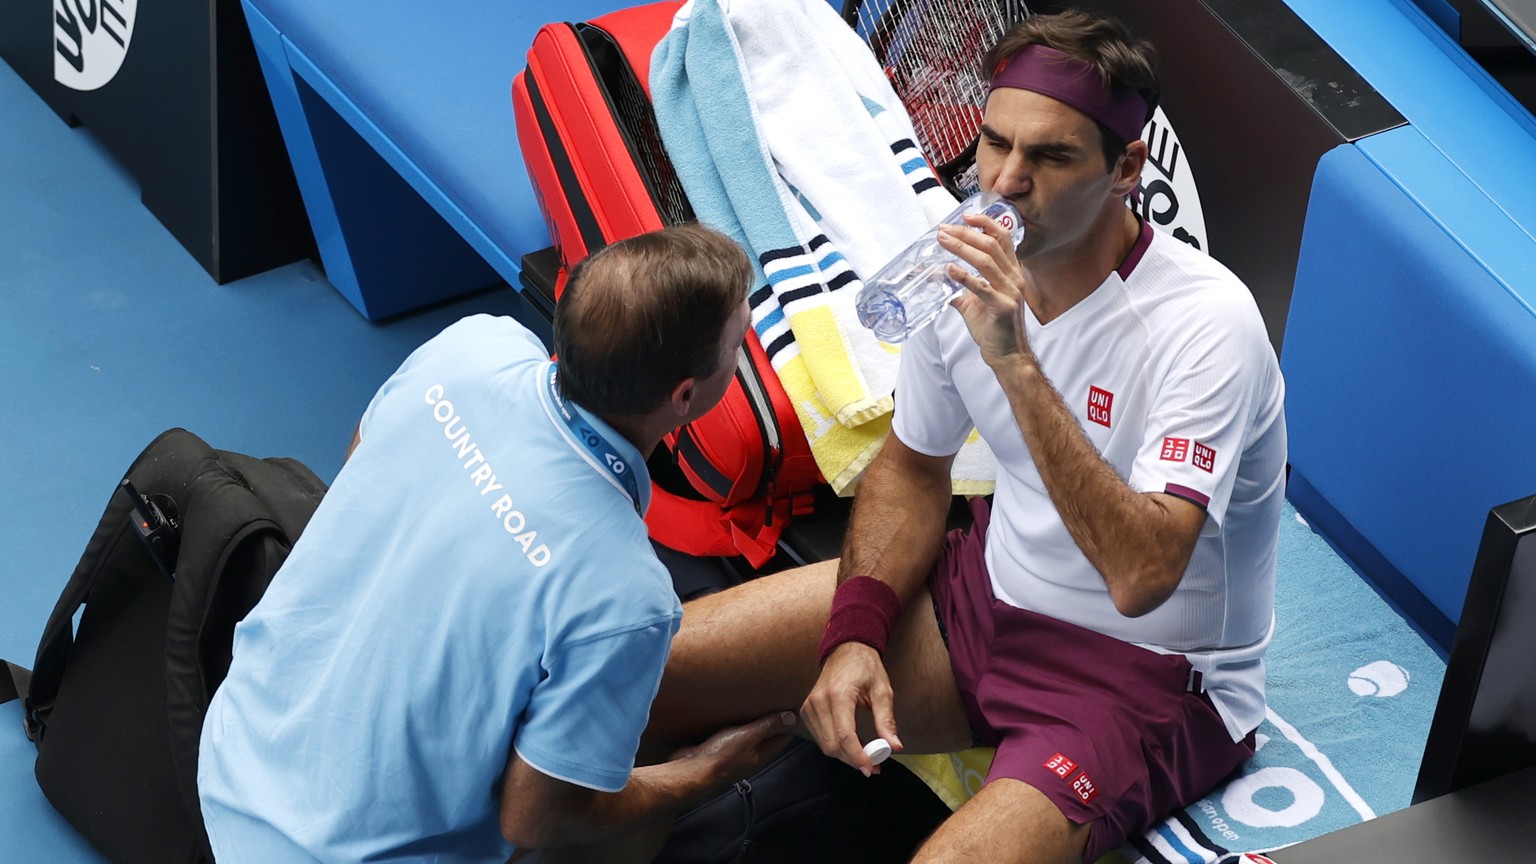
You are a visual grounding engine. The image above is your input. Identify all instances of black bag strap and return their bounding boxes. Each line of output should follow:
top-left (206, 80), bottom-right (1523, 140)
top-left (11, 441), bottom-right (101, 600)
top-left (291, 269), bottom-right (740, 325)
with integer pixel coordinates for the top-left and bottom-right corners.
top-left (1, 660), bottom-right (29, 708)
top-left (161, 447), bottom-right (326, 845)
top-left (26, 428), bottom-right (218, 740)
top-left (24, 481), bottom-right (140, 738)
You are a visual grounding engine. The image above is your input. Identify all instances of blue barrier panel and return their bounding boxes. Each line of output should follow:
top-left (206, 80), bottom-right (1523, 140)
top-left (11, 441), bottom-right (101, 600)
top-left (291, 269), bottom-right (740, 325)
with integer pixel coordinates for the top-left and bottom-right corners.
top-left (1283, 137), bottom-right (1536, 641)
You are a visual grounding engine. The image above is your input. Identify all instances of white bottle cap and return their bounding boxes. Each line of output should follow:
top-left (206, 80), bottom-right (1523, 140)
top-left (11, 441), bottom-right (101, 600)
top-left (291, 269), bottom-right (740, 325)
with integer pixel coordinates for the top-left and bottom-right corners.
top-left (863, 738), bottom-right (892, 765)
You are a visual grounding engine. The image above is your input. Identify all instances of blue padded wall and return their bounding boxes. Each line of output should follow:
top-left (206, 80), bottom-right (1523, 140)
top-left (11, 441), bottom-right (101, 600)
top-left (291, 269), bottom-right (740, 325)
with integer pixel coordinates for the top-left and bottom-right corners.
top-left (1277, 0), bottom-right (1536, 647)
top-left (1283, 139), bottom-right (1536, 630)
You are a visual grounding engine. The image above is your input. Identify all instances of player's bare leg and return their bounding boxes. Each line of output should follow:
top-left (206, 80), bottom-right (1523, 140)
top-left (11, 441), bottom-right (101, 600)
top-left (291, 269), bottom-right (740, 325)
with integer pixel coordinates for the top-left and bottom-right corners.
top-left (913, 778), bottom-right (1091, 864)
top-left (648, 558), bottom-right (973, 756)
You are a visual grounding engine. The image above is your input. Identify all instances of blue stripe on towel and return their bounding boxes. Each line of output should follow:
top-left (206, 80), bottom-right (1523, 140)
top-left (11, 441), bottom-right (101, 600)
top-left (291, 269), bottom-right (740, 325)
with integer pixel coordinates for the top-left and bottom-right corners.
top-left (1128, 834), bottom-right (1174, 864)
top-left (1154, 823), bottom-right (1204, 864)
top-left (816, 250), bottom-right (845, 271)
top-left (767, 263), bottom-right (815, 284)
top-left (901, 156), bottom-right (928, 173)
top-left (757, 304), bottom-right (786, 333)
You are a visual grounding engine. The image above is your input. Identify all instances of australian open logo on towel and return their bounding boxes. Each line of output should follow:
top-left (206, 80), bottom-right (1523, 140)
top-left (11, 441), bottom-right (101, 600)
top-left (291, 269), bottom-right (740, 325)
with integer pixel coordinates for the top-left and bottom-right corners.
top-left (1134, 106), bottom-right (1208, 252)
top-left (54, 0), bottom-right (138, 91)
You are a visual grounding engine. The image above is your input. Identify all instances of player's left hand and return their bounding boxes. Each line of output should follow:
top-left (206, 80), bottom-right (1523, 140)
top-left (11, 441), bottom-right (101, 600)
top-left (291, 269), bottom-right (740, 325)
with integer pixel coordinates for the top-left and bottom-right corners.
top-left (936, 213), bottom-right (1032, 366)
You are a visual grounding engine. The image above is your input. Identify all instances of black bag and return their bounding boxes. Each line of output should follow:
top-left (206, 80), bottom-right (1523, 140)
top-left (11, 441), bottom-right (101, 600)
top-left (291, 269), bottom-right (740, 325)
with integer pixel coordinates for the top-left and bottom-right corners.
top-left (0, 428), bottom-right (327, 864)
top-left (656, 737), bottom-right (951, 864)
top-left (650, 506), bottom-right (952, 863)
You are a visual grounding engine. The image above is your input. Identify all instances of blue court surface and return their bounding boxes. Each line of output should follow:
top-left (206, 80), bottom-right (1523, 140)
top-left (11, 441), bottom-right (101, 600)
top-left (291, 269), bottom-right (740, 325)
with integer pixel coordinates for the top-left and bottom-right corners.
top-left (0, 55), bottom-right (543, 862)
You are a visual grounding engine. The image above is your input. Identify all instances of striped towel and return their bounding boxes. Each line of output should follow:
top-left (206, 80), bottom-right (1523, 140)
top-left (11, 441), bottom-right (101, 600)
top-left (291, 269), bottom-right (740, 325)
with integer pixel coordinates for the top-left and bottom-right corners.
top-left (651, 0), bottom-right (996, 493)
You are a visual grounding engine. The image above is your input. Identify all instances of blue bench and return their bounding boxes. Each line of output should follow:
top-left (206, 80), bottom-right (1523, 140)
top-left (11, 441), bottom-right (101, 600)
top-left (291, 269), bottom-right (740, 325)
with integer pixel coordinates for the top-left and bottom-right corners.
top-left (240, 0), bottom-right (642, 319)
top-left (1280, 0), bottom-right (1536, 650)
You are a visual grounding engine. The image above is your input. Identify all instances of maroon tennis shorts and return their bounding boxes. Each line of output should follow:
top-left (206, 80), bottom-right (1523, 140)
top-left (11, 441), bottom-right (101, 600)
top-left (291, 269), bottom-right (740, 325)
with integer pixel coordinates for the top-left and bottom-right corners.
top-left (929, 498), bottom-right (1255, 862)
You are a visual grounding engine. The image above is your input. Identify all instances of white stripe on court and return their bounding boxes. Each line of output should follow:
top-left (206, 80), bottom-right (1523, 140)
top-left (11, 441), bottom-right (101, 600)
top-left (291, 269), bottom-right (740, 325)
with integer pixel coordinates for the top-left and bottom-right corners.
top-left (1265, 706), bottom-right (1376, 821)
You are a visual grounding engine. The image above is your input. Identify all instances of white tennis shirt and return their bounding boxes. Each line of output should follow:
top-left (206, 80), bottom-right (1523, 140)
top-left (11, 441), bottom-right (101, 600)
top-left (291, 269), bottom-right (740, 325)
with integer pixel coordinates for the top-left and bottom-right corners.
top-left (894, 224), bottom-right (1287, 740)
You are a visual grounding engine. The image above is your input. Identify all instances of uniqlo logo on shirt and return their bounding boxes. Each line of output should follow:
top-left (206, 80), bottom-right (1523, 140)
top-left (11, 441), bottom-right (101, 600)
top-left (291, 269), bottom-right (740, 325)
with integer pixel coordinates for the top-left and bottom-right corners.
top-left (1160, 437), bottom-right (1189, 462)
top-left (1087, 386), bottom-right (1114, 427)
top-left (1043, 753), bottom-right (1078, 778)
top-left (1192, 441), bottom-right (1217, 473)
top-left (1071, 771), bottom-right (1099, 802)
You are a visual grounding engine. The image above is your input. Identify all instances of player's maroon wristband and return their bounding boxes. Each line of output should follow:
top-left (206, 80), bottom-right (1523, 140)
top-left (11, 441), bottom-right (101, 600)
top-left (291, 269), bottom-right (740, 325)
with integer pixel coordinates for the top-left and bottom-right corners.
top-left (818, 576), bottom-right (903, 665)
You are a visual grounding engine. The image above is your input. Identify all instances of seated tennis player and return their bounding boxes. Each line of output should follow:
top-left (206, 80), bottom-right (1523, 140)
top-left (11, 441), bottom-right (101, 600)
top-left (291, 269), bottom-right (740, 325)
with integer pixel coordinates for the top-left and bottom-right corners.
top-left (598, 9), bottom-right (1288, 864)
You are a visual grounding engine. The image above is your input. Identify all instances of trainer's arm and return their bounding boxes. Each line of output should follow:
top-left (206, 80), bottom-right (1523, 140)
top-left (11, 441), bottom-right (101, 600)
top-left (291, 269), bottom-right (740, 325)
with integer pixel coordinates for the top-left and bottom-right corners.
top-left (498, 712), bottom-right (794, 849)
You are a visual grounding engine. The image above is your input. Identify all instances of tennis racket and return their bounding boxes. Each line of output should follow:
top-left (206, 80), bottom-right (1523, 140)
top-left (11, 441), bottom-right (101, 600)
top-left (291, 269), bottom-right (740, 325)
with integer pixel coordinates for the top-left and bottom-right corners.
top-left (842, 0), bottom-right (1031, 196)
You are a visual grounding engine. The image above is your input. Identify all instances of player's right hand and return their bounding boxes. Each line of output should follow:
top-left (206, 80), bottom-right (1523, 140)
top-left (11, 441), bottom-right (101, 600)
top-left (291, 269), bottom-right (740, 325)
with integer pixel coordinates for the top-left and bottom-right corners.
top-left (799, 642), bottom-right (903, 776)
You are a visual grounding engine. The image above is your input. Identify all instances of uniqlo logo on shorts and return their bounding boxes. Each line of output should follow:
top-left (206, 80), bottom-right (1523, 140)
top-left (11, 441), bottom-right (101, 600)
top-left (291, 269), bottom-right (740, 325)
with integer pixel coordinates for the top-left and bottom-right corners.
top-left (1160, 437), bottom-right (1189, 462)
top-left (1043, 753), bottom-right (1078, 778)
top-left (1087, 386), bottom-right (1114, 427)
top-left (1071, 771), bottom-right (1099, 802)
top-left (1192, 441), bottom-right (1217, 473)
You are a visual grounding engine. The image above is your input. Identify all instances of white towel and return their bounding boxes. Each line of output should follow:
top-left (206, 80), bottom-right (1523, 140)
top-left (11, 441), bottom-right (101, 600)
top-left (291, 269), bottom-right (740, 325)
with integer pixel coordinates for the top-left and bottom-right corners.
top-left (652, 0), bottom-right (997, 493)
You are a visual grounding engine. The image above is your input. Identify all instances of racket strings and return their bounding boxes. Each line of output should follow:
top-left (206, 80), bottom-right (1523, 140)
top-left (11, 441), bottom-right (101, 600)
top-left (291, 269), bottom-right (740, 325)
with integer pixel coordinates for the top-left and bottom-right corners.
top-left (854, 0), bottom-right (1029, 194)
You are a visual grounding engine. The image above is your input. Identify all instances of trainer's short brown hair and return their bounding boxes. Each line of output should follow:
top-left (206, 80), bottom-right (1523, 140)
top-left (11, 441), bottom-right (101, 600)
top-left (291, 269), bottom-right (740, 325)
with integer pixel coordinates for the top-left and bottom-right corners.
top-left (554, 224), bottom-right (753, 416)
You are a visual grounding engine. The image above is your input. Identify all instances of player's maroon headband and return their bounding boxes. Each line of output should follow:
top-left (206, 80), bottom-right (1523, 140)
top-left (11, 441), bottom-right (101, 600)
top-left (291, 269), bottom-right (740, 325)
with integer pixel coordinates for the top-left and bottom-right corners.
top-left (987, 44), bottom-right (1152, 143)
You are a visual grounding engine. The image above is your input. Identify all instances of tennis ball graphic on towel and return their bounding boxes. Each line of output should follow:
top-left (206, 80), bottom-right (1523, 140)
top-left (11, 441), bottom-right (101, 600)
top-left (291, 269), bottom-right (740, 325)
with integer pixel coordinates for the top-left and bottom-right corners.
top-left (1347, 660), bottom-right (1410, 697)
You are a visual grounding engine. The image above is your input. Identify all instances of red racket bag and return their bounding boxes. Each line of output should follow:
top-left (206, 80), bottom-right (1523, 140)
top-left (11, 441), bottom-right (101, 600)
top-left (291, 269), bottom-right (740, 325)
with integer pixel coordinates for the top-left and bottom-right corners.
top-left (511, 0), bottom-right (824, 568)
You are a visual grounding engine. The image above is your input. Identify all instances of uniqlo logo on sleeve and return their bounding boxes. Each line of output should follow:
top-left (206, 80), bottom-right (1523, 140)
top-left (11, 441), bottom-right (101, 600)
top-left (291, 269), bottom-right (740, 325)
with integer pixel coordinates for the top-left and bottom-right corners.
top-left (1192, 441), bottom-right (1216, 473)
top-left (1087, 386), bottom-right (1114, 427)
top-left (1160, 437), bottom-right (1189, 462)
top-left (1071, 771), bottom-right (1099, 802)
top-left (1043, 753), bottom-right (1077, 778)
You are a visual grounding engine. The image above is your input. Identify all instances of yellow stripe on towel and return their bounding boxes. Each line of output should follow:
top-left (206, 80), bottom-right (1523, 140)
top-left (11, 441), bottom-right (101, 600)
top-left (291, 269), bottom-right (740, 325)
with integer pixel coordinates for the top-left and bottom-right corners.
top-left (891, 747), bottom-right (995, 812)
top-left (778, 357), bottom-right (1001, 496)
top-left (778, 355), bottom-right (887, 494)
top-left (787, 303), bottom-right (891, 428)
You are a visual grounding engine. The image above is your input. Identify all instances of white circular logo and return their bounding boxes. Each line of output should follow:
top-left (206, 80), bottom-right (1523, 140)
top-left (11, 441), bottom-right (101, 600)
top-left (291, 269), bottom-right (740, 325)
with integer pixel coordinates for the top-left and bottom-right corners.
top-left (53, 0), bottom-right (139, 91)
top-left (1222, 766), bottom-right (1326, 828)
top-left (1347, 660), bottom-right (1411, 698)
top-left (1134, 105), bottom-right (1208, 253)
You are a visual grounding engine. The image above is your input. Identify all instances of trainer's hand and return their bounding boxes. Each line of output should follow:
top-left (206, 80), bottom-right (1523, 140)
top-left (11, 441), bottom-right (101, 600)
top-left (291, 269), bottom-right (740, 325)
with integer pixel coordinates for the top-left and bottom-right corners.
top-left (800, 642), bottom-right (903, 776)
top-left (668, 711), bottom-right (797, 788)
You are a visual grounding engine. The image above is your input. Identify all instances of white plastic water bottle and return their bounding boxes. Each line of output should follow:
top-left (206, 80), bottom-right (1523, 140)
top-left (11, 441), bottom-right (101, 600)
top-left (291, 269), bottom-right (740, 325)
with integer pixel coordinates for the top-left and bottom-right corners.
top-left (855, 190), bottom-right (1025, 343)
